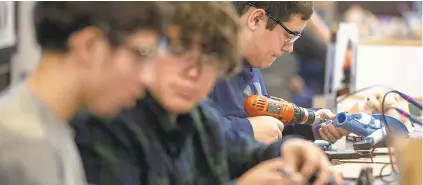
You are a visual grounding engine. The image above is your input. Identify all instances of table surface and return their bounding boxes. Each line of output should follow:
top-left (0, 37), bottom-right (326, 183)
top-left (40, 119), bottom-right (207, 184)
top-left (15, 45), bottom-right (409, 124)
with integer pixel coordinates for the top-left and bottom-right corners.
top-left (330, 147), bottom-right (397, 185)
top-left (332, 124), bottom-right (421, 184)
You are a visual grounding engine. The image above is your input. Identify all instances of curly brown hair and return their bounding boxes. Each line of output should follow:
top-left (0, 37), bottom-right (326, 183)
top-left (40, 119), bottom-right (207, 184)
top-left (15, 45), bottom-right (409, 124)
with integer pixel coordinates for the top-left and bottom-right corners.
top-left (168, 2), bottom-right (242, 76)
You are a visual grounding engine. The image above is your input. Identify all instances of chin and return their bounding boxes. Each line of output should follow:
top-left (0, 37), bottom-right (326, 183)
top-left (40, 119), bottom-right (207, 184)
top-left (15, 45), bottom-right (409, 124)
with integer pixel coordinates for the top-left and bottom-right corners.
top-left (163, 100), bottom-right (195, 114)
top-left (167, 105), bottom-right (194, 114)
top-left (90, 106), bottom-right (119, 117)
top-left (256, 61), bottom-right (274, 68)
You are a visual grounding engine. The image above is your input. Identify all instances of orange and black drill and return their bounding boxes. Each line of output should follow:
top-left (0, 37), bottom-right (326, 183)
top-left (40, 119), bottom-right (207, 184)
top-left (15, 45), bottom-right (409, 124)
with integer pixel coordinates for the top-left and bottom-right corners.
top-left (244, 95), bottom-right (323, 125)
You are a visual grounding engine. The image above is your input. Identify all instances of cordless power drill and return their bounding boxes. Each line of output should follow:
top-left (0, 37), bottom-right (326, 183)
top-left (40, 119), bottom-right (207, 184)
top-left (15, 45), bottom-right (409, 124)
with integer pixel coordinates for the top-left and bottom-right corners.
top-left (244, 95), bottom-right (323, 125)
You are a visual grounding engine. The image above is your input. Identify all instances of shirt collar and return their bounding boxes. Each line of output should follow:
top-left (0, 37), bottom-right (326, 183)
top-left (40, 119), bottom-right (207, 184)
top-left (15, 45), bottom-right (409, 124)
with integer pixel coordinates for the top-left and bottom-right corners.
top-left (141, 91), bottom-right (195, 133)
top-left (239, 59), bottom-right (254, 84)
top-left (242, 59), bottom-right (253, 71)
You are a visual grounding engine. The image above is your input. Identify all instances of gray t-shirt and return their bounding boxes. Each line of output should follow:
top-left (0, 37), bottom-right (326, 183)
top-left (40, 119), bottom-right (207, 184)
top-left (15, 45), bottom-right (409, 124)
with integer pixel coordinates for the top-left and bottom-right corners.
top-left (0, 85), bottom-right (87, 185)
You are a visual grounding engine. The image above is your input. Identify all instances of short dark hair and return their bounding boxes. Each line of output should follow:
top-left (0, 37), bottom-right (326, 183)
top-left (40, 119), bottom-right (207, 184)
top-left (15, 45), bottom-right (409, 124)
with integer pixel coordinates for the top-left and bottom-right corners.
top-left (33, 2), bottom-right (173, 52)
top-left (170, 2), bottom-right (242, 76)
top-left (233, 1), bottom-right (313, 30)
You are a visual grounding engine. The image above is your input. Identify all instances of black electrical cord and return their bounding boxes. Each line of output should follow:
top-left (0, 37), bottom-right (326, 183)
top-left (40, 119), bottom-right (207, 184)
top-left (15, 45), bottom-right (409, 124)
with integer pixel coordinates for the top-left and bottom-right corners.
top-left (333, 87), bottom-right (419, 184)
top-left (331, 86), bottom-right (420, 183)
top-left (379, 90), bottom-right (401, 184)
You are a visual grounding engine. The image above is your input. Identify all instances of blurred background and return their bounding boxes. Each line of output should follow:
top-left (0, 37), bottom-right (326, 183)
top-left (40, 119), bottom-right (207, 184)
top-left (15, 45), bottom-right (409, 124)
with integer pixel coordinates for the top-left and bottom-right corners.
top-left (0, 2), bottom-right (422, 103)
top-left (261, 1), bottom-right (422, 108)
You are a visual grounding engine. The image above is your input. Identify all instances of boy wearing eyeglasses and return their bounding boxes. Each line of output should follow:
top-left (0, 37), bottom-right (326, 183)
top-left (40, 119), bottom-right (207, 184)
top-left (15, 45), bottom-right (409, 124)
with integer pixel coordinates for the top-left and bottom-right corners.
top-left (210, 1), bottom-right (348, 144)
top-left (0, 2), bottom-right (171, 185)
top-left (72, 2), bottom-right (343, 185)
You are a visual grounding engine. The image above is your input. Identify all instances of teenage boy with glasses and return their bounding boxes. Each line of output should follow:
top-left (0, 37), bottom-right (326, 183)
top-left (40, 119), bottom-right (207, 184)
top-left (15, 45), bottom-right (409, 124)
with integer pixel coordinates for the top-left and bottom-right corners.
top-left (210, 1), bottom-right (349, 145)
top-left (72, 2), bottom-right (343, 185)
top-left (0, 2), bottom-right (171, 185)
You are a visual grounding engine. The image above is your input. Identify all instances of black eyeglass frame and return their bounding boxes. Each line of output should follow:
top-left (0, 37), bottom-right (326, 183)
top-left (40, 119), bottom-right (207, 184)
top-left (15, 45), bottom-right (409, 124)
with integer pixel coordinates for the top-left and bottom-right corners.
top-left (246, 2), bottom-right (301, 43)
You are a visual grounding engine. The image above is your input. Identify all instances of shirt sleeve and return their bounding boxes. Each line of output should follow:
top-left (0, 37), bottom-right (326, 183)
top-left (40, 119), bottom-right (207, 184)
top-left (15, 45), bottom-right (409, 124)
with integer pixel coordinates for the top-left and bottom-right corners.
top-left (200, 99), bottom-right (297, 178)
top-left (0, 140), bottom-right (64, 185)
top-left (224, 116), bottom-right (254, 137)
top-left (224, 126), bottom-right (296, 178)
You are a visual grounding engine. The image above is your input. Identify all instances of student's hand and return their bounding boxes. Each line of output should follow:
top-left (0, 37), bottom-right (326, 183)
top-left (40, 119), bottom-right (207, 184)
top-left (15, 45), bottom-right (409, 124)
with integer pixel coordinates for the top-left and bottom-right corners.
top-left (247, 116), bottom-right (284, 144)
top-left (280, 138), bottom-right (344, 185)
top-left (236, 158), bottom-right (302, 185)
top-left (314, 109), bottom-right (349, 143)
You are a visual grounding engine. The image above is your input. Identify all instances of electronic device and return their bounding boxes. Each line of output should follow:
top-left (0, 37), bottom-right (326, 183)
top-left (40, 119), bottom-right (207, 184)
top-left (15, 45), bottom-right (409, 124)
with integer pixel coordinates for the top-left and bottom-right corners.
top-left (244, 95), bottom-right (323, 125)
top-left (325, 151), bottom-right (363, 160)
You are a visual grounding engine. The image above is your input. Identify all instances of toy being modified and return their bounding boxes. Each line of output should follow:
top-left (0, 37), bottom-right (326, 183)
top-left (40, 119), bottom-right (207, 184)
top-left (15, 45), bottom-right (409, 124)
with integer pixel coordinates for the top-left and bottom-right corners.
top-left (315, 112), bottom-right (409, 150)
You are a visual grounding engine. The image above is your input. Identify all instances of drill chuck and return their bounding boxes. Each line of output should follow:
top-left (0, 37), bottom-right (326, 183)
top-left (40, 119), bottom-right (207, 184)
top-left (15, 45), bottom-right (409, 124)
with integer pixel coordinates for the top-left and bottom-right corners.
top-left (244, 95), bottom-right (322, 125)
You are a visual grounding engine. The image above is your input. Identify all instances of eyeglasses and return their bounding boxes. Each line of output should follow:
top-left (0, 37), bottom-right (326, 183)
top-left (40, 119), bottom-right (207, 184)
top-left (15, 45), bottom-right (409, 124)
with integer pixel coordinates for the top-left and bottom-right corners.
top-left (121, 39), bottom-right (164, 67)
top-left (246, 3), bottom-right (301, 43)
top-left (159, 37), bottom-right (227, 78)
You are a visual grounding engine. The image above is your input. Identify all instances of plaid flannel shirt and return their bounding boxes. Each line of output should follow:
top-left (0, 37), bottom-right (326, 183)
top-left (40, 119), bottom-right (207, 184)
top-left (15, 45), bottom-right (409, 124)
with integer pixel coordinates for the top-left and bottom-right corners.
top-left (72, 93), bottom-right (293, 185)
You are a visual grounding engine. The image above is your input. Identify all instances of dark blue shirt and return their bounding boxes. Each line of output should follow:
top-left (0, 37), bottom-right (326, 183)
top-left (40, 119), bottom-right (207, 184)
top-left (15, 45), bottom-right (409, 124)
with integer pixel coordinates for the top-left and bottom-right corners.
top-left (210, 62), bottom-right (316, 141)
top-left (210, 63), bottom-right (266, 136)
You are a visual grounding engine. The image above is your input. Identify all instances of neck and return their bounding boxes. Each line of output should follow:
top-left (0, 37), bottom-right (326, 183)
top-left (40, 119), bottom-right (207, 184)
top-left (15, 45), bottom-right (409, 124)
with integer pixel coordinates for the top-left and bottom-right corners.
top-left (25, 53), bottom-right (82, 123)
top-left (239, 27), bottom-right (255, 66)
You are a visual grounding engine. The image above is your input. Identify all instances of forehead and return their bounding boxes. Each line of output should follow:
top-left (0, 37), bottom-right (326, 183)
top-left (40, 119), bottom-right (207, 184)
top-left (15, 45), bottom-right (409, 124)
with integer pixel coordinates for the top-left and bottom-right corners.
top-left (281, 14), bottom-right (308, 33)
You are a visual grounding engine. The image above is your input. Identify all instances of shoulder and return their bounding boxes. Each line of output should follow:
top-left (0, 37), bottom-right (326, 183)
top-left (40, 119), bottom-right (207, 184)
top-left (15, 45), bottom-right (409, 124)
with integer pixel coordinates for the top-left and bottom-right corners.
top-left (213, 72), bottom-right (244, 89)
top-left (198, 99), bottom-right (223, 119)
top-left (0, 138), bottom-right (63, 185)
top-left (197, 99), bottom-right (231, 132)
top-left (0, 90), bottom-right (47, 142)
top-left (72, 112), bottom-right (123, 147)
top-left (72, 112), bottom-right (134, 157)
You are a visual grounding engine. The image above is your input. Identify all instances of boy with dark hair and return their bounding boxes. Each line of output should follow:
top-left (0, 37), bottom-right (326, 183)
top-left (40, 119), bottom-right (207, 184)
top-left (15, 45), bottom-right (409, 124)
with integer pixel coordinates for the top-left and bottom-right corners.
top-left (210, 1), bottom-right (348, 144)
top-left (0, 2), bottom-right (171, 185)
top-left (73, 2), bottom-right (342, 185)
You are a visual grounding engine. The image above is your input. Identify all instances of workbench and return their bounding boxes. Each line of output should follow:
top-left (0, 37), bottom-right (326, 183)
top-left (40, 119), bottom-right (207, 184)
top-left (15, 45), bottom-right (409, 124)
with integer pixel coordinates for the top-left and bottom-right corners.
top-left (330, 147), bottom-right (397, 184)
top-left (329, 123), bottom-right (422, 185)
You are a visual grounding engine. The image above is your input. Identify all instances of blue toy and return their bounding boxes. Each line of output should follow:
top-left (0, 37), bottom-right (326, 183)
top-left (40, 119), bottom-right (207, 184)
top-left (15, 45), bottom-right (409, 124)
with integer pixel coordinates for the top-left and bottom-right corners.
top-left (316, 112), bottom-right (409, 137)
top-left (315, 112), bottom-right (409, 150)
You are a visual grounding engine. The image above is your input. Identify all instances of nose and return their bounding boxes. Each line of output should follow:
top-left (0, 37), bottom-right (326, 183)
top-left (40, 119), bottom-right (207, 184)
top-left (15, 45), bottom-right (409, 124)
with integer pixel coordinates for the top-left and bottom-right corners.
top-left (183, 52), bottom-right (202, 81)
top-left (281, 43), bottom-right (294, 53)
top-left (185, 63), bottom-right (202, 81)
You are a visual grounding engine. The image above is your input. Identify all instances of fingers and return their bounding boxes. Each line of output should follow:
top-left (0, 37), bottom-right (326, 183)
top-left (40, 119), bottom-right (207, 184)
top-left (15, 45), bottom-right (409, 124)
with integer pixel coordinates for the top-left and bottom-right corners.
top-left (260, 158), bottom-right (286, 170)
top-left (276, 164), bottom-right (303, 185)
top-left (299, 144), bottom-right (322, 180)
top-left (337, 128), bottom-right (349, 136)
top-left (332, 171), bottom-right (344, 185)
top-left (275, 134), bottom-right (282, 141)
top-left (276, 121), bottom-right (285, 131)
top-left (281, 145), bottom-right (301, 173)
top-left (318, 127), bottom-right (329, 141)
top-left (318, 109), bottom-right (336, 119)
top-left (313, 161), bottom-right (330, 185)
top-left (320, 124), bottom-right (337, 143)
top-left (273, 124), bottom-right (283, 140)
top-left (260, 158), bottom-right (298, 179)
top-left (327, 123), bottom-right (342, 139)
top-left (299, 154), bottom-right (319, 181)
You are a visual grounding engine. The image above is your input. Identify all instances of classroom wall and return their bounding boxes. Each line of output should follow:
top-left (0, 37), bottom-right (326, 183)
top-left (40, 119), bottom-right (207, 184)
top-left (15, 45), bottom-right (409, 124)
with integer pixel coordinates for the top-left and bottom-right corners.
top-left (10, 1), bottom-right (40, 86)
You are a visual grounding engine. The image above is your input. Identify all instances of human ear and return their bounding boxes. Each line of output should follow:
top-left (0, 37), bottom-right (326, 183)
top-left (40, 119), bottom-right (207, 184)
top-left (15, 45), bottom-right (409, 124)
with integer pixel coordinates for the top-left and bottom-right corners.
top-left (68, 27), bottom-right (104, 68)
top-left (246, 9), bottom-right (266, 31)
